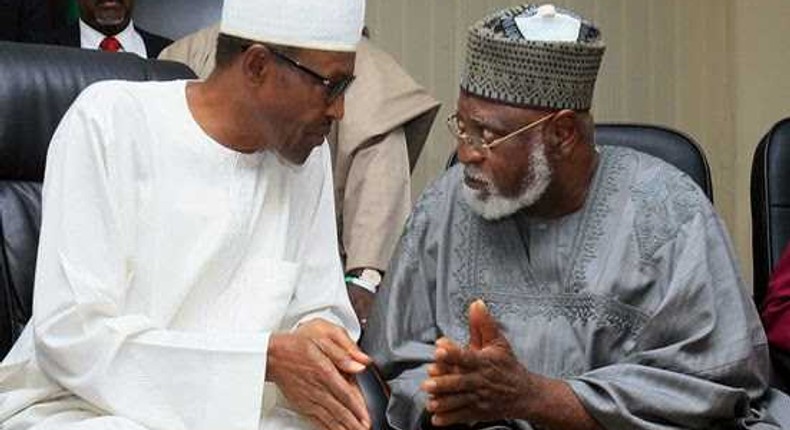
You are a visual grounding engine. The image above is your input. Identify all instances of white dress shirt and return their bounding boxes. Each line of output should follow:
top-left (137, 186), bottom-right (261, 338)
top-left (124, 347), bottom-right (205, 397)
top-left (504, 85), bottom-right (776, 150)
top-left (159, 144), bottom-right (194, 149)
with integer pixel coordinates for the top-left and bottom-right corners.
top-left (79, 18), bottom-right (147, 58)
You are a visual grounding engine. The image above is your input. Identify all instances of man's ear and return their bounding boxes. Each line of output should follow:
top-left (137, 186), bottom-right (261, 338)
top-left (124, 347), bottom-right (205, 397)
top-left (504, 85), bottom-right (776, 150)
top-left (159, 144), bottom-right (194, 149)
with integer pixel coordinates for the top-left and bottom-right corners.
top-left (240, 44), bottom-right (272, 85)
top-left (548, 109), bottom-right (578, 158)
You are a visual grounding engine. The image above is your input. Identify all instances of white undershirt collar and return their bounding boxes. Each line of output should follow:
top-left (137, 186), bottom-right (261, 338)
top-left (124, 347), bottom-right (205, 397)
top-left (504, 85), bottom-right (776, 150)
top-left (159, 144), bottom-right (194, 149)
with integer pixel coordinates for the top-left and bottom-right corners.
top-left (79, 18), bottom-right (148, 58)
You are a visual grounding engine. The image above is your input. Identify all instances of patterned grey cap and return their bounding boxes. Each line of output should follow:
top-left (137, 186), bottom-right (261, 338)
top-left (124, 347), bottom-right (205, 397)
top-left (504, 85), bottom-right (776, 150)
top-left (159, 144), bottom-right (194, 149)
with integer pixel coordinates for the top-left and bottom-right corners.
top-left (461, 4), bottom-right (605, 111)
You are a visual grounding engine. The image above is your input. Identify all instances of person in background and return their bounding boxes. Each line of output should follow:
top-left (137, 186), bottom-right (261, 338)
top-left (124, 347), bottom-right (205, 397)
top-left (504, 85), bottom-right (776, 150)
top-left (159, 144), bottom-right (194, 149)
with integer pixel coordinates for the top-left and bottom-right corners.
top-left (34, 0), bottom-right (171, 58)
top-left (0, 0), bottom-right (373, 429)
top-left (363, 3), bottom-right (790, 429)
top-left (160, 22), bottom-right (440, 326)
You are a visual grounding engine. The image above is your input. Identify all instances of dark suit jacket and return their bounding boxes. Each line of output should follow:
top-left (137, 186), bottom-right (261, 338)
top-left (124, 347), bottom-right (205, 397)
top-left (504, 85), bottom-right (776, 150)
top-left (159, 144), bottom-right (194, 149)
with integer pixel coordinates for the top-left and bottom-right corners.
top-left (34, 22), bottom-right (172, 59)
top-left (0, 0), bottom-right (52, 43)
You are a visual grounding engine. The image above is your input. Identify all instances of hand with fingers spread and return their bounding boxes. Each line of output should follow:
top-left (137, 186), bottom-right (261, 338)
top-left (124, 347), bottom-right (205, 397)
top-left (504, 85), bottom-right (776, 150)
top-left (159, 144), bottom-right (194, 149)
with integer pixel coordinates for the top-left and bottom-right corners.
top-left (267, 319), bottom-right (373, 430)
top-left (421, 300), bottom-right (601, 430)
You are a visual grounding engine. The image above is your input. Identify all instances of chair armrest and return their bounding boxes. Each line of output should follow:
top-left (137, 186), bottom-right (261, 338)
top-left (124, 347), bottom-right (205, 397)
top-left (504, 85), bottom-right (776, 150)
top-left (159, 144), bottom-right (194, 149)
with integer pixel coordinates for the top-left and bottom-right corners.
top-left (356, 365), bottom-right (393, 430)
top-left (772, 348), bottom-right (790, 393)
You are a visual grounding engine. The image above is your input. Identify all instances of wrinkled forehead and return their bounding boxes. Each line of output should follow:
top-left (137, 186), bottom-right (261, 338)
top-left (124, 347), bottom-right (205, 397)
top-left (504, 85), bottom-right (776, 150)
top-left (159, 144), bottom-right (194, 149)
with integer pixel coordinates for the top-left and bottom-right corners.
top-left (457, 91), bottom-right (549, 127)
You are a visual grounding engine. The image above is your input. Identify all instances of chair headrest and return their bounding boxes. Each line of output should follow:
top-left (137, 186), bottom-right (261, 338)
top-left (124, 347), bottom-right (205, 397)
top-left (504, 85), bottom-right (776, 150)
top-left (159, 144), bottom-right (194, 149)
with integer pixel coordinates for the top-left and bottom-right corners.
top-left (0, 42), bottom-right (196, 182)
top-left (751, 117), bottom-right (790, 304)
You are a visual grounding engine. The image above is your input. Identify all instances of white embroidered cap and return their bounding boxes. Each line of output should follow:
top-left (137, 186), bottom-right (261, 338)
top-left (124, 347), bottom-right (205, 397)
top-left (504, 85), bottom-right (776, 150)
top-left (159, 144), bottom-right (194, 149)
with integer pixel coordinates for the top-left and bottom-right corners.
top-left (220, 0), bottom-right (366, 52)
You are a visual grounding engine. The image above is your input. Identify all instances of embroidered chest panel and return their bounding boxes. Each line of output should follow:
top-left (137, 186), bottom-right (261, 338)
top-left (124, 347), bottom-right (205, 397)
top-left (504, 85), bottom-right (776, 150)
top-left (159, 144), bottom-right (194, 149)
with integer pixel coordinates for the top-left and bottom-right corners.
top-left (446, 148), bottom-right (650, 347)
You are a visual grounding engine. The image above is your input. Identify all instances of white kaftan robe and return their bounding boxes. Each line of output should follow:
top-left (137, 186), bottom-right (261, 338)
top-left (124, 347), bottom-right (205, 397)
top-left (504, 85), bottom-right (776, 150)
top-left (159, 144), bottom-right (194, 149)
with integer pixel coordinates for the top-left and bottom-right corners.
top-left (0, 80), bottom-right (358, 430)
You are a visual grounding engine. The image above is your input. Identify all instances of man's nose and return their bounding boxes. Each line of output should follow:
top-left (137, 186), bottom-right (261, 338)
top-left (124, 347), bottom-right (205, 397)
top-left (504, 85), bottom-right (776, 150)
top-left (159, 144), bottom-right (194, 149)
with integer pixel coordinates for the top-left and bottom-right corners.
top-left (456, 140), bottom-right (485, 166)
top-left (326, 95), bottom-right (345, 121)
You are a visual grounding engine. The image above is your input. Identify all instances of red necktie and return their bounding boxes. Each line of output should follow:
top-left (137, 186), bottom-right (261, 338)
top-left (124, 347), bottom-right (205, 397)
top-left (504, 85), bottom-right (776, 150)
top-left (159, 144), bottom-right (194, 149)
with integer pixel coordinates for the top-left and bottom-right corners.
top-left (99, 36), bottom-right (122, 52)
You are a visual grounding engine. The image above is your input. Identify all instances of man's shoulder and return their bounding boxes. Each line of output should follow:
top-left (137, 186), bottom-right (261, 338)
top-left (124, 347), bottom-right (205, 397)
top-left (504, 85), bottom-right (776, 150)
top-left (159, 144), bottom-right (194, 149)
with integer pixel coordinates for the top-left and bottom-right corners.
top-left (70, 80), bottom-right (179, 124)
top-left (135, 26), bottom-right (173, 59)
top-left (604, 145), bottom-right (710, 212)
top-left (79, 79), bottom-right (172, 102)
top-left (356, 39), bottom-right (411, 80)
top-left (353, 38), bottom-right (438, 107)
top-left (602, 146), bottom-right (716, 248)
top-left (157, 23), bottom-right (220, 77)
top-left (174, 23), bottom-right (221, 50)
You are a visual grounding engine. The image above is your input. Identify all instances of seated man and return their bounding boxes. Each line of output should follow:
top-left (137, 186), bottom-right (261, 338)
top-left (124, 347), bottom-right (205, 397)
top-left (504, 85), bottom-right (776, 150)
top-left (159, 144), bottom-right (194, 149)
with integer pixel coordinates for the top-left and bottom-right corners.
top-left (158, 24), bottom-right (441, 326)
top-left (0, 0), bottom-right (371, 429)
top-left (35, 0), bottom-right (171, 58)
top-left (363, 4), bottom-right (789, 429)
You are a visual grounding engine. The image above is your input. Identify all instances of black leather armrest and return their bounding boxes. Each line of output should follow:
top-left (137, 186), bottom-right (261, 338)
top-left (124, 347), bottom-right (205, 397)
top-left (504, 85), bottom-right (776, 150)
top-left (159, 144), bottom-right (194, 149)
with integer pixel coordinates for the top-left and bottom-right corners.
top-left (772, 348), bottom-right (790, 392)
top-left (357, 365), bottom-right (393, 430)
top-left (356, 365), bottom-right (519, 430)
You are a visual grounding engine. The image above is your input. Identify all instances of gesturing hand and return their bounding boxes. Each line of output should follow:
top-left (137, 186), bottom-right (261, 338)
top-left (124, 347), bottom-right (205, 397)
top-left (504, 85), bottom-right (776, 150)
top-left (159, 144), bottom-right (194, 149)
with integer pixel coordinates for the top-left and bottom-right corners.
top-left (267, 319), bottom-right (373, 430)
top-left (421, 300), bottom-right (535, 427)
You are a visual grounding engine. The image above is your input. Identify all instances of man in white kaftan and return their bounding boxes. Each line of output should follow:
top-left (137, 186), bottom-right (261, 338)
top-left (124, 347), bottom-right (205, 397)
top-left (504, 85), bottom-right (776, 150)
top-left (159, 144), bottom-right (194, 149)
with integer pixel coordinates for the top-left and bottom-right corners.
top-left (159, 24), bottom-right (442, 327)
top-left (0, 0), bottom-right (372, 429)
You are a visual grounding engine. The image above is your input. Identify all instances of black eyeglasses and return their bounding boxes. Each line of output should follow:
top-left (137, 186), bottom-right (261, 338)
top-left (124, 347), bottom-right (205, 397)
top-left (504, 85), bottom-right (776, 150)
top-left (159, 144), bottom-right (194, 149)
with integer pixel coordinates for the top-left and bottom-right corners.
top-left (269, 48), bottom-right (355, 102)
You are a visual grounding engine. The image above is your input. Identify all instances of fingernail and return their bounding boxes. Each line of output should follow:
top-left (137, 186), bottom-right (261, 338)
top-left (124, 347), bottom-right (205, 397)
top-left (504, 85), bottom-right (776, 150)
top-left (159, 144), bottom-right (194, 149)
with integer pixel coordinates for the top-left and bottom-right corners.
top-left (421, 380), bottom-right (437, 391)
top-left (348, 360), bottom-right (366, 372)
top-left (426, 400), bottom-right (437, 412)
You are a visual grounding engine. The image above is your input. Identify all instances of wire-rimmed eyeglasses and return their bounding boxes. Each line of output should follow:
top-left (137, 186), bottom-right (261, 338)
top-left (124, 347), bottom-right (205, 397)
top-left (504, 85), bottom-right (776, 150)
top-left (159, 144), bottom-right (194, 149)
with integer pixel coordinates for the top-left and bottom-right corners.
top-left (446, 112), bottom-right (554, 152)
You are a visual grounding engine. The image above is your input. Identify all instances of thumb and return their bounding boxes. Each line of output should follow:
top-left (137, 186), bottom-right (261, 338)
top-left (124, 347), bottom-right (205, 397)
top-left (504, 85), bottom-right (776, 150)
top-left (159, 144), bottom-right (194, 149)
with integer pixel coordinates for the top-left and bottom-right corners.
top-left (469, 299), bottom-right (501, 349)
top-left (329, 328), bottom-right (373, 368)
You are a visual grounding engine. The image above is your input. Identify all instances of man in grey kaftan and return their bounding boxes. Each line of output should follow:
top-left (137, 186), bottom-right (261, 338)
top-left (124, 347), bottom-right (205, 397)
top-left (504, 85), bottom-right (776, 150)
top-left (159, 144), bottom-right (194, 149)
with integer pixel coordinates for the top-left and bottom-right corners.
top-left (362, 3), bottom-right (789, 429)
top-left (365, 147), bottom-right (781, 429)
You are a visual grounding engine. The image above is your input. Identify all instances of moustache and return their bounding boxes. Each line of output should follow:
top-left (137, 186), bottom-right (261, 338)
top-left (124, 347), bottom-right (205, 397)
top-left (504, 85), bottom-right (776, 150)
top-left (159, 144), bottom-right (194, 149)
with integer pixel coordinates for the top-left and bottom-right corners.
top-left (463, 167), bottom-right (490, 183)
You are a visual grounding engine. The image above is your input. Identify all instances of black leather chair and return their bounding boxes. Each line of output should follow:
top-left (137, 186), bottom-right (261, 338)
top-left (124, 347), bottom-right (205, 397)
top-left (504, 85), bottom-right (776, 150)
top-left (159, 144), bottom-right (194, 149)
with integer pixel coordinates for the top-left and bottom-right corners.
top-left (751, 118), bottom-right (790, 307)
top-left (446, 123), bottom-right (713, 201)
top-left (356, 364), bottom-right (394, 430)
top-left (0, 41), bottom-right (196, 358)
top-left (751, 118), bottom-right (790, 390)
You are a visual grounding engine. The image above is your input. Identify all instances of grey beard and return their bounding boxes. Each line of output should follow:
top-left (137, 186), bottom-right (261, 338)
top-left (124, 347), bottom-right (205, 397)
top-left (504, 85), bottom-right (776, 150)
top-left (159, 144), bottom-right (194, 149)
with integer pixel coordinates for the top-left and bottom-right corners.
top-left (462, 143), bottom-right (552, 221)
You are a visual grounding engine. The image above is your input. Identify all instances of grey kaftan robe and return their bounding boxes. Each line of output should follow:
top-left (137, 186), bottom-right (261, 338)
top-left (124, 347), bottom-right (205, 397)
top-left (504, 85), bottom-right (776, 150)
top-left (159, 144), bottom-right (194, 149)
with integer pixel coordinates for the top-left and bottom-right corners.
top-left (363, 146), bottom-right (784, 429)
